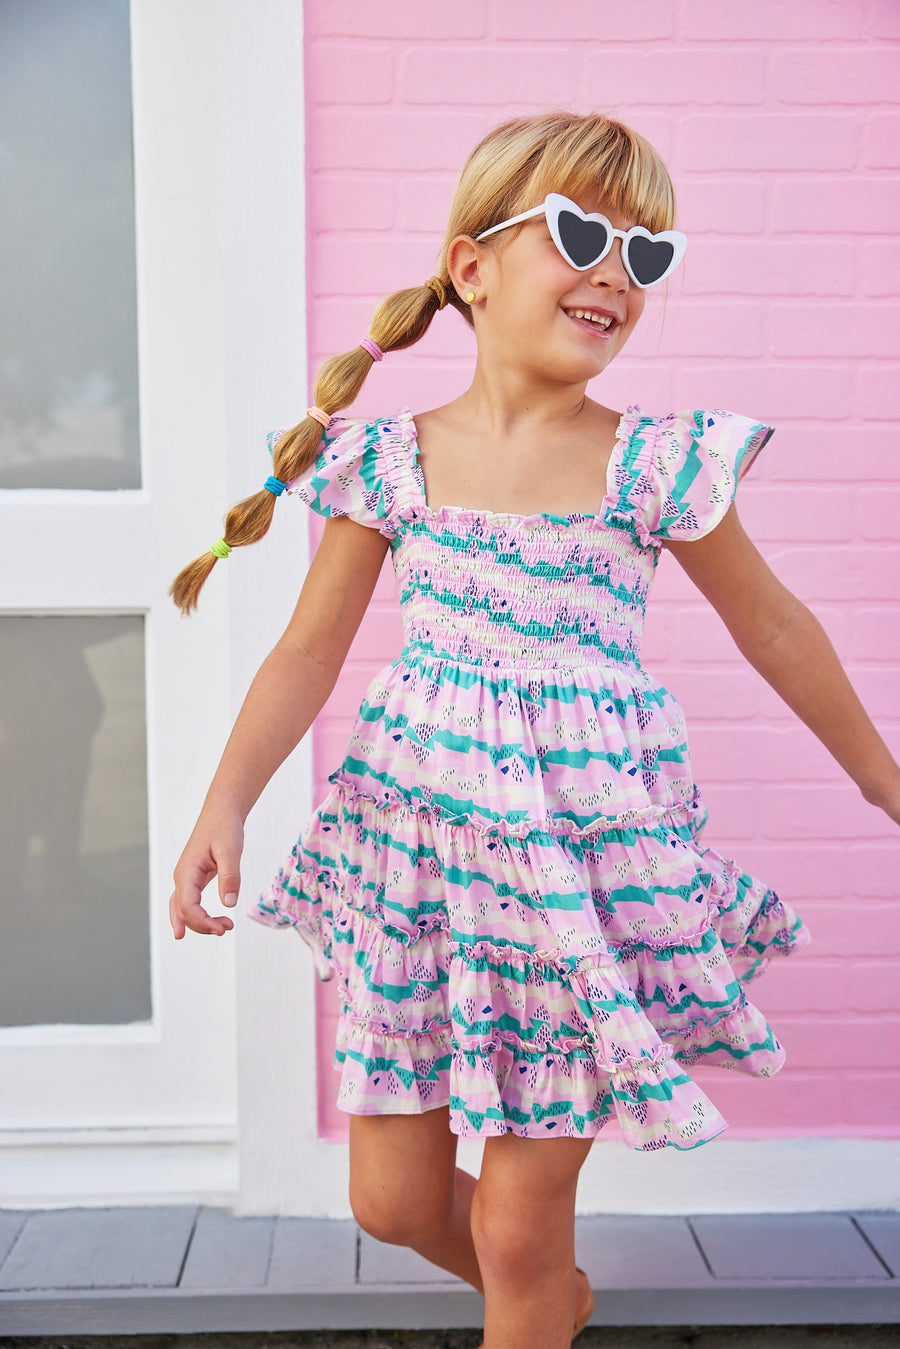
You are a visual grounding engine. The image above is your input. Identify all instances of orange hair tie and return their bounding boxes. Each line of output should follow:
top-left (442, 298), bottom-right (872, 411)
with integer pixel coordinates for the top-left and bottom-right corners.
top-left (306, 406), bottom-right (331, 428)
top-left (424, 276), bottom-right (448, 310)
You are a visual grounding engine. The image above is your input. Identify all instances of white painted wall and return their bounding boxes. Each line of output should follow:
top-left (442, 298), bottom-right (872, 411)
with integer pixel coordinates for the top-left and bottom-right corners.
top-left (0, 0), bottom-right (306, 1210)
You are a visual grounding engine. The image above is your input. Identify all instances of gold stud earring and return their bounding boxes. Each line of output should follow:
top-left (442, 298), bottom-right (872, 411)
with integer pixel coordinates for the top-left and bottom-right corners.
top-left (465, 289), bottom-right (476, 304)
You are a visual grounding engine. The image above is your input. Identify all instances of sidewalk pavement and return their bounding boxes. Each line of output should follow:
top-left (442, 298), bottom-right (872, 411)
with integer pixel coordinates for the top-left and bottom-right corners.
top-left (1, 1208), bottom-right (899, 1338)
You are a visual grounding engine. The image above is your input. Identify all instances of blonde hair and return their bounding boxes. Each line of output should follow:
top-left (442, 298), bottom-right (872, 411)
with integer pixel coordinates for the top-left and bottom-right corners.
top-left (170, 111), bottom-right (676, 612)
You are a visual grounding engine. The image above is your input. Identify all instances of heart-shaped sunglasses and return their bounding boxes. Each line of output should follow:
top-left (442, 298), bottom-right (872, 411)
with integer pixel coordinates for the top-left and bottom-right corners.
top-left (476, 192), bottom-right (686, 289)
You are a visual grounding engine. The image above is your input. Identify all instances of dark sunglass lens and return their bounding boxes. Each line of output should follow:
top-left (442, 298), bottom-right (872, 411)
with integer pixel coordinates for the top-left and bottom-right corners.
top-left (626, 235), bottom-right (674, 286)
top-left (557, 210), bottom-right (609, 269)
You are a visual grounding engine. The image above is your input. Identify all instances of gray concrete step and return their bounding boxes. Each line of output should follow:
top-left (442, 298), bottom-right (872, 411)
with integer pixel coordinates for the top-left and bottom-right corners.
top-left (0, 1208), bottom-right (898, 1335)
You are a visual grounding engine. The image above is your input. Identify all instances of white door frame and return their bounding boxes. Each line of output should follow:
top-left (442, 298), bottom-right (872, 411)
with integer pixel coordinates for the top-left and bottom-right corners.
top-left (0, 0), bottom-right (340, 1213)
top-left (210, 0), bottom-right (354, 1218)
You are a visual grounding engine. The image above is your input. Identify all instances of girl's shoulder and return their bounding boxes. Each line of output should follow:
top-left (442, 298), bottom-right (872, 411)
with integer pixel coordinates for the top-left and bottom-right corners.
top-left (604, 405), bottom-right (774, 547)
top-left (270, 408), bottom-right (416, 537)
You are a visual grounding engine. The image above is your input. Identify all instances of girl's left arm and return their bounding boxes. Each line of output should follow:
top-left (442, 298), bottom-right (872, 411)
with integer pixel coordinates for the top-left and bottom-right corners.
top-left (665, 504), bottom-right (900, 828)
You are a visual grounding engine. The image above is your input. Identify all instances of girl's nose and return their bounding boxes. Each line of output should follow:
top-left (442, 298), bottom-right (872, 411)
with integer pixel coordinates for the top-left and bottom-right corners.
top-left (588, 239), bottom-right (629, 291)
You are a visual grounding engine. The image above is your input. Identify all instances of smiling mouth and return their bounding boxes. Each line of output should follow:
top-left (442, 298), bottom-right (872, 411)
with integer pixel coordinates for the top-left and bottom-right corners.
top-left (563, 307), bottom-right (617, 332)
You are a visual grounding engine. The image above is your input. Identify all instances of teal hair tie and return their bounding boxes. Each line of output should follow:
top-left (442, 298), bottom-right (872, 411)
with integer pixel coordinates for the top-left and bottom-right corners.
top-left (264, 475), bottom-right (287, 496)
top-left (209, 538), bottom-right (232, 559)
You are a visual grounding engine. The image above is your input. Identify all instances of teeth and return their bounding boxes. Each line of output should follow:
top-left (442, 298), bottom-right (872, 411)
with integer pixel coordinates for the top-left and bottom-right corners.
top-left (567, 309), bottom-right (613, 328)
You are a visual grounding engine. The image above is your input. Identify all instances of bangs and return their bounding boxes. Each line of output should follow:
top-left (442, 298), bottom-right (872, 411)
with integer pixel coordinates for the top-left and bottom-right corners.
top-left (521, 125), bottom-right (676, 234)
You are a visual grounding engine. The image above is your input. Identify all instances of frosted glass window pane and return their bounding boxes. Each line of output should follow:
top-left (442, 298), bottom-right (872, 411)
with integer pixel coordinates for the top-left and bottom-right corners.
top-left (0, 0), bottom-right (140, 489)
top-left (0, 616), bottom-right (150, 1025)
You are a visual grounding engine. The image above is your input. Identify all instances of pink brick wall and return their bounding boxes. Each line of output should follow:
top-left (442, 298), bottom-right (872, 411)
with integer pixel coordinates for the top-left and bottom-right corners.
top-left (304, 0), bottom-right (900, 1142)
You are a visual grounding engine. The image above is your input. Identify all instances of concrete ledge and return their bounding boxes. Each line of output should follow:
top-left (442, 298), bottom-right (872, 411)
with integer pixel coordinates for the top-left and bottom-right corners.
top-left (1, 1208), bottom-right (898, 1335)
top-left (4, 1286), bottom-right (900, 1336)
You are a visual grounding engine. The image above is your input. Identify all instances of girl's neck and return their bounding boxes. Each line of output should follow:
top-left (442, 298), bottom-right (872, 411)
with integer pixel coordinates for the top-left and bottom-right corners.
top-left (440, 367), bottom-right (609, 443)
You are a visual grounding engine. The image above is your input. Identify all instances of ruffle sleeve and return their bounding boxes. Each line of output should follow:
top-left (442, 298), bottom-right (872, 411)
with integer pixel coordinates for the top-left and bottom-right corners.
top-left (601, 407), bottom-right (773, 548)
top-left (274, 415), bottom-right (405, 538)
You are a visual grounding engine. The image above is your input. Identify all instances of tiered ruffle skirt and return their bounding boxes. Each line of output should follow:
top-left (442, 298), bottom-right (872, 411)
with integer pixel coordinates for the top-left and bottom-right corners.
top-left (252, 654), bottom-right (810, 1151)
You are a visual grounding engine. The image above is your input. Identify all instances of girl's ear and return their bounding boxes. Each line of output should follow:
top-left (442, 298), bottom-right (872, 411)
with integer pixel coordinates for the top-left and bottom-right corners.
top-left (447, 235), bottom-right (482, 302)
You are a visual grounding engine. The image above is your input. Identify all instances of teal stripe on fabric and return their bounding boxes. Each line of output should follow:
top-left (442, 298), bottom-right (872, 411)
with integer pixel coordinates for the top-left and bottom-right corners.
top-left (329, 824), bottom-right (582, 915)
top-left (402, 584), bottom-right (643, 646)
top-left (352, 951), bottom-right (447, 1004)
top-left (399, 551), bottom-right (647, 605)
top-left (452, 1007), bottom-right (582, 1042)
top-left (449, 1092), bottom-right (607, 1133)
top-left (607, 1067), bottom-right (692, 1105)
top-left (397, 601), bottom-right (645, 662)
top-left (330, 793), bottom-right (693, 861)
top-left (353, 709), bottom-right (675, 773)
top-left (675, 1022), bottom-right (781, 1063)
top-left (390, 653), bottom-right (672, 710)
top-left (399, 519), bottom-right (641, 586)
top-left (333, 768), bottom-right (692, 844)
top-left (641, 976), bottom-right (742, 1016)
top-left (538, 742), bottom-right (689, 774)
top-left (336, 1047), bottom-right (454, 1085)
top-left (365, 713), bottom-right (545, 776)
top-left (357, 700), bottom-right (686, 781)
top-left (570, 985), bottom-right (645, 1019)
top-left (605, 875), bottom-right (713, 910)
top-left (670, 415), bottom-right (705, 503)
top-left (449, 1097), bottom-right (508, 1130)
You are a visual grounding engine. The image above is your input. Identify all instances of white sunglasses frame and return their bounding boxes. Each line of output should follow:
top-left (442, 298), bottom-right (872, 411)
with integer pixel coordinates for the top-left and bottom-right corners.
top-left (476, 192), bottom-right (686, 289)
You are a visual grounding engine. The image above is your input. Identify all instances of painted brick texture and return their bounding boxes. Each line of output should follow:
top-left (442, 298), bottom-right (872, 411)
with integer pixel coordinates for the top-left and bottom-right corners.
top-left (304, 2), bottom-right (900, 1142)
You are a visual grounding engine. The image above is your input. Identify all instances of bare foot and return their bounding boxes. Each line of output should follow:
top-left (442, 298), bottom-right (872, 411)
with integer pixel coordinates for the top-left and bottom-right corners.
top-left (573, 1266), bottom-right (595, 1337)
top-left (478, 1267), bottom-right (595, 1347)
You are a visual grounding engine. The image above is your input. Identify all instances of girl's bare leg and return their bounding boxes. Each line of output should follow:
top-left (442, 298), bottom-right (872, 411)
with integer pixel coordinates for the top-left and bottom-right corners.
top-left (350, 1111), bottom-right (594, 1346)
top-left (349, 1109), bottom-right (483, 1290)
top-left (472, 1133), bottom-right (594, 1349)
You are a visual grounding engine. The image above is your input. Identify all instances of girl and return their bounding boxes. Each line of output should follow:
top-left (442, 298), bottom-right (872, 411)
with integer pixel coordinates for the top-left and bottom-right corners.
top-left (169, 113), bottom-right (900, 1348)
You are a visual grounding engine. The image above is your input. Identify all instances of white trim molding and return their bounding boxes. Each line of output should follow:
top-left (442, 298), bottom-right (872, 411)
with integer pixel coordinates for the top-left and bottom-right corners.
top-left (0, 1125), bottom-right (237, 1210)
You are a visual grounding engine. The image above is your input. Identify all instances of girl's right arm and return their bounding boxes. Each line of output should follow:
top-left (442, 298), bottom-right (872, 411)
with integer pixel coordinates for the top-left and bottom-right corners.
top-left (169, 515), bottom-right (391, 939)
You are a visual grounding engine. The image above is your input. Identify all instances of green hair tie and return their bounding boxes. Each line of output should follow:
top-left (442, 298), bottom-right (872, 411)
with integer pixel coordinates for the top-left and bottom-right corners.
top-left (209, 538), bottom-right (232, 559)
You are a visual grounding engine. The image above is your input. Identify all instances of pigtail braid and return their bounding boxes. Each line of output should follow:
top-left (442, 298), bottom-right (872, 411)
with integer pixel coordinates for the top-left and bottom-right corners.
top-left (169, 276), bottom-right (451, 614)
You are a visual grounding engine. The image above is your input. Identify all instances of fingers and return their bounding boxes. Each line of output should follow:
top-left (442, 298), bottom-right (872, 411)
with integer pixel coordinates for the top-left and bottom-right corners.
top-left (170, 854), bottom-right (239, 938)
top-left (169, 891), bottom-right (187, 941)
top-left (170, 817), bottom-right (245, 939)
top-left (217, 853), bottom-right (242, 910)
top-left (169, 890), bottom-right (235, 938)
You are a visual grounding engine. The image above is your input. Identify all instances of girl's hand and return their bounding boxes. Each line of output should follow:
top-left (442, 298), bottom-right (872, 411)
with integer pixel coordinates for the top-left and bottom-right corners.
top-left (169, 812), bottom-right (245, 939)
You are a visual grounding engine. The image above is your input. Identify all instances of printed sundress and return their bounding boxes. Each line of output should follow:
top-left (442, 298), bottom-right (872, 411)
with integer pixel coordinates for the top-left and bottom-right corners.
top-left (250, 405), bottom-right (811, 1151)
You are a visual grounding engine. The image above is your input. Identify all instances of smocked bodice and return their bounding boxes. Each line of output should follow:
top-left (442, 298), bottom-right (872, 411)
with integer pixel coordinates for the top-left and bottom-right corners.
top-left (393, 506), bottom-right (657, 670)
top-left (274, 404), bottom-right (771, 674)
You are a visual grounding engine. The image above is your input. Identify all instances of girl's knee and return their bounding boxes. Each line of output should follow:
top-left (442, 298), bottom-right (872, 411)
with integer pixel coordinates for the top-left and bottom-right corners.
top-left (350, 1185), bottom-right (415, 1246)
top-left (350, 1181), bottom-right (450, 1248)
top-left (470, 1148), bottom-right (583, 1280)
top-left (470, 1185), bottom-right (548, 1277)
top-left (348, 1111), bottom-right (458, 1248)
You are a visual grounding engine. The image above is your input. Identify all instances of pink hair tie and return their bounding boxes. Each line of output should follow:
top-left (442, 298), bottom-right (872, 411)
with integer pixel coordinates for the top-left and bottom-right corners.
top-left (359, 337), bottom-right (384, 362)
top-left (306, 406), bottom-right (331, 428)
